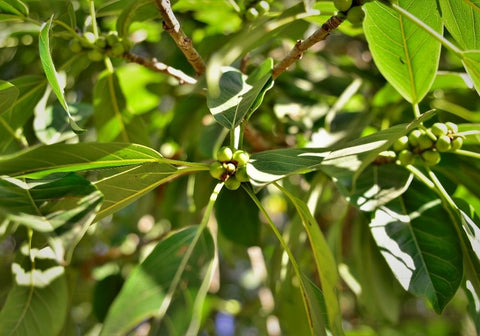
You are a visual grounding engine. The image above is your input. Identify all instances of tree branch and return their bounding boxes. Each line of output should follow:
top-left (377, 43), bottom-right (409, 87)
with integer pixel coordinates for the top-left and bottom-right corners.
top-left (272, 15), bottom-right (345, 79)
top-left (123, 52), bottom-right (197, 85)
top-left (154, 0), bottom-right (206, 76)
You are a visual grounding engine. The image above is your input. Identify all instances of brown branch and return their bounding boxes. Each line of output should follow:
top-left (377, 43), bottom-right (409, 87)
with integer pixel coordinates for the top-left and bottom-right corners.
top-left (154, 0), bottom-right (206, 76)
top-left (123, 52), bottom-right (197, 85)
top-left (272, 15), bottom-right (345, 79)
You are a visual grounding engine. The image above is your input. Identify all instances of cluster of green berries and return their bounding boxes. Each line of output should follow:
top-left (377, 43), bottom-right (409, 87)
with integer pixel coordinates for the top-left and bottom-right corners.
top-left (69, 31), bottom-right (130, 62)
top-left (333, 0), bottom-right (373, 25)
top-left (245, 0), bottom-right (271, 21)
top-left (392, 122), bottom-right (463, 166)
top-left (209, 147), bottom-right (250, 190)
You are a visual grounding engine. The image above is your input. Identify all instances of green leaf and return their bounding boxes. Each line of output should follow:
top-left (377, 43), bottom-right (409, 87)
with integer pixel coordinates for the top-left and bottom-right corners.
top-left (0, 246), bottom-right (68, 336)
top-left (207, 59), bottom-right (273, 129)
top-left (93, 162), bottom-right (178, 221)
top-left (0, 80), bottom-right (18, 115)
top-left (116, 0), bottom-right (158, 38)
top-left (100, 226), bottom-right (215, 336)
top-left (0, 142), bottom-right (163, 178)
top-left (363, 1), bottom-right (443, 103)
top-left (438, 0), bottom-right (480, 51)
top-left (370, 183), bottom-right (463, 313)
top-left (214, 187), bottom-right (260, 246)
top-left (462, 50), bottom-right (480, 95)
top-left (39, 17), bottom-right (83, 132)
top-left (0, 0), bottom-right (28, 17)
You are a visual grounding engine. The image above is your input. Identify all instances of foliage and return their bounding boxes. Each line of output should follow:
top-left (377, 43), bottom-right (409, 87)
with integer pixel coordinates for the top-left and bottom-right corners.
top-left (0, 0), bottom-right (479, 335)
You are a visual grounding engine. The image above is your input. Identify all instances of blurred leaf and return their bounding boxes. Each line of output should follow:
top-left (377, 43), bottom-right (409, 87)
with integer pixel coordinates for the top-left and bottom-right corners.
top-left (93, 273), bottom-right (124, 322)
top-left (0, 80), bottom-right (18, 114)
top-left (462, 50), bottom-right (480, 95)
top-left (39, 17), bottom-right (83, 132)
top-left (438, 0), bottom-right (480, 50)
top-left (116, 0), bottom-right (158, 38)
top-left (93, 162), bottom-right (178, 221)
top-left (370, 183), bottom-right (463, 313)
top-left (207, 59), bottom-right (273, 129)
top-left (0, 0), bottom-right (28, 17)
top-left (0, 246), bottom-right (67, 336)
top-left (464, 280), bottom-right (480, 335)
top-left (101, 226), bottom-right (215, 336)
top-left (303, 0), bottom-right (314, 11)
top-left (214, 187), bottom-right (260, 246)
top-left (0, 142), bottom-right (164, 178)
top-left (363, 1), bottom-right (442, 103)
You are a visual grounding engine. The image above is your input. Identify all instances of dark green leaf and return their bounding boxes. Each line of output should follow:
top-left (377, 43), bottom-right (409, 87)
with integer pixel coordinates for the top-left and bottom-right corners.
top-left (0, 0), bottom-right (28, 17)
top-left (0, 246), bottom-right (68, 336)
top-left (39, 17), bottom-right (83, 132)
top-left (363, 1), bottom-right (442, 103)
top-left (93, 273), bottom-right (124, 322)
top-left (100, 226), bottom-right (215, 336)
top-left (0, 80), bottom-right (18, 115)
top-left (370, 183), bottom-right (463, 312)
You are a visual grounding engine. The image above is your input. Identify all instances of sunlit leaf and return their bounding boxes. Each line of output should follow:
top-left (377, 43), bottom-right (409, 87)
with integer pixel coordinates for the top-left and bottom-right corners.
top-left (116, 0), bottom-right (158, 38)
top-left (0, 80), bottom-right (18, 115)
top-left (363, 1), bottom-right (442, 103)
top-left (462, 50), bottom-right (480, 95)
top-left (0, 0), bottom-right (28, 17)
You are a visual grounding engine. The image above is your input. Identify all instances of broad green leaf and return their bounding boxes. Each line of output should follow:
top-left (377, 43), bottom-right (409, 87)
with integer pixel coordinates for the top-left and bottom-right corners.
top-left (438, 0), bottom-right (480, 50)
top-left (363, 1), bottom-right (442, 103)
top-left (462, 50), bottom-right (480, 95)
top-left (464, 280), bottom-right (480, 334)
top-left (116, 0), bottom-right (158, 38)
top-left (39, 17), bottom-right (83, 132)
top-left (0, 0), bottom-right (28, 17)
top-left (94, 70), bottom-right (150, 145)
top-left (214, 187), bottom-right (260, 246)
top-left (0, 80), bottom-right (18, 115)
top-left (93, 162), bottom-right (178, 221)
top-left (207, 59), bottom-right (273, 129)
top-left (93, 273), bottom-right (124, 322)
top-left (0, 246), bottom-right (67, 336)
top-left (100, 226), bottom-right (215, 336)
top-left (0, 142), bottom-right (163, 178)
top-left (370, 183), bottom-right (463, 312)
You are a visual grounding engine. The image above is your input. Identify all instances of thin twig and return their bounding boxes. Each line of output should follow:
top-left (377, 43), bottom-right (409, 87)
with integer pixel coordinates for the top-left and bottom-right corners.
top-left (123, 52), bottom-right (197, 85)
top-left (154, 0), bottom-right (206, 76)
top-left (272, 15), bottom-right (345, 79)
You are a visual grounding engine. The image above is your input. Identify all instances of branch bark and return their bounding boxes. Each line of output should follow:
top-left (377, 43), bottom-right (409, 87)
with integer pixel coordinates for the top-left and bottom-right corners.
top-left (272, 15), bottom-right (345, 79)
top-left (123, 52), bottom-right (197, 85)
top-left (154, 0), bottom-right (206, 76)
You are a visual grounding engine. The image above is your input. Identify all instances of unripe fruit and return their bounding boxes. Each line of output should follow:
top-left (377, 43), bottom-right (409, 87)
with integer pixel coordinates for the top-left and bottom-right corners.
top-left (82, 32), bottom-right (96, 46)
top-left (418, 133), bottom-right (434, 150)
top-left (106, 32), bottom-right (120, 46)
top-left (216, 146), bottom-right (233, 162)
top-left (431, 123), bottom-right (448, 137)
top-left (255, 1), bottom-right (270, 15)
top-left (235, 166), bottom-right (249, 182)
top-left (246, 7), bottom-right (259, 21)
top-left (224, 162), bottom-right (237, 174)
top-left (397, 149), bottom-right (414, 166)
top-left (110, 42), bottom-right (125, 57)
top-left (451, 137), bottom-right (463, 151)
top-left (87, 50), bottom-right (104, 61)
top-left (224, 176), bottom-right (241, 190)
top-left (445, 121), bottom-right (458, 134)
top-left (69, 39), bottom-right (83, 53)
top-left (435, 135), bottom-right (452, 152)
top-left (334, 0), bottom-right (353, 12)
top-left (94, 36), bottom-right (107, 49)
top-left (408, 129), bottom-right (423, 147)
top-left (393, 136), bottom-right (409, 152)
top-left (421, 149), bottom-right (441, 166)
top-left (232, 150), bottom-right (250, 167)
top-left (209, 161), bottom-right (225, 180)
top-left (346, 6), bottom-right (365, 25)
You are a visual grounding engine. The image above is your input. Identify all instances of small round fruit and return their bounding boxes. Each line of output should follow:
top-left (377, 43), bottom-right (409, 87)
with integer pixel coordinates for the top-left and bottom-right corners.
top-left (216, 146), bottom-right (233, 162)
top-left (246, 7), bottom-right (259, 21)
top-left (106, 31), bottom-right (120, 46)
top-left (430, 122), bottom-right (448, 137)
top-left (110, 42), bottom-right (125, 57)
top-left (94, 36), bottom-right (107, 49)
top-left (408, 129), bottom-right (423, 147)
top-left (87, 50), bottom-right (104, 61)
top-left (333, 0), bottom-right (353, 12)
top-left (346, 6), bottom-right (365, 25)
top-left (209, 161), bottom-right (225, 180)
top-left (435, 135), bottom-right (452, 152)
top-left (224, 162), bottom-right (237, 174)
top-left (69, 39), bottom-right (83, 53)
top-left (82, 32), bottom-right (96, 46)
top-left (224, 176), bottom-right (241, 190)
top-left (235, 166), bottom-right (249, 182)
top-left (445, 121), bottom-right (458, 134)
top-left (232, 150), bottom-right (250, 167)
top-left (451, 137), bottom-right (464, 151)
top-left (393, 136), bottom-right (409, 152)
top-left (397, 149), bottom-right (414, 166)
top-left (418, 133), bottom-right (434, 150)
top-left (255, 1), bottom-right (270, 15)
top-left (421, 149), bottom-right (441, 166)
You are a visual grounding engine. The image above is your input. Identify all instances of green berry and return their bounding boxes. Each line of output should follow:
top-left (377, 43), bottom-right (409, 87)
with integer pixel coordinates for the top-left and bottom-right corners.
top-left (451, 137), bottom-right (463, 151)
top-left (216, 146), bottom-right (233, 162)
top-left (209, 161), bottom-right (226, 180)
top-left (435, 135), bottom-right (452, 152)
top-left (430, 123), bottom-right (448, 137)
top-left (69, 39), bottom-right (82, 53)
top-left (421, 149), bottom-right (441, 166)
top-left (235, 166), bottom-right (249, 182)
top-left (224, 176), bottom-right (241, 190)
top-left (333, 0), bottom-right (353, 12)
top-left (224, 162), bottom-right (236, 174)
top-left (393, 136), bottom-right (409, 152)
top-left (346, 6), bottom-right (365, 25)
top-left (255, 1), bottom-right (270, 15)
top-left (94, 36), bottom-right (107, 49)
top-left (408, 129), bottom-right (423, 147)
top-left (397, 149), bottom-right (414, 166)
top-left (106, 31), bottom-right (120, 46)
top-left (82, 32), bottom-right (96, 46)
top-left (110, 42), bottom-right (125, 57)
top-left (87, 49), bottom-right (104, 61)
top-left (246, 7), bottom-right (259, 21)
top-left (232, 150), bottom-right (250, 167)
top-left (445, 121), bottom-right (459, 134)
top-left (418, 133), bottom-right (434, 150)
